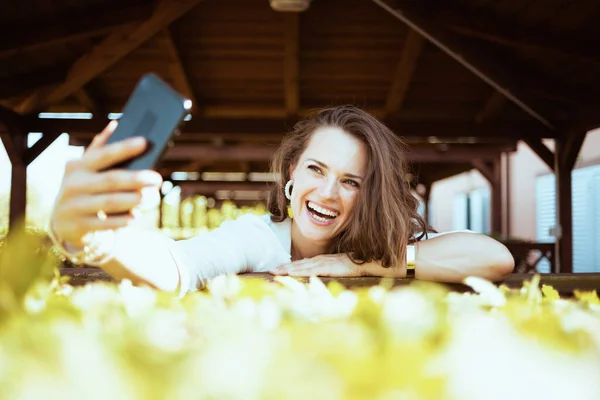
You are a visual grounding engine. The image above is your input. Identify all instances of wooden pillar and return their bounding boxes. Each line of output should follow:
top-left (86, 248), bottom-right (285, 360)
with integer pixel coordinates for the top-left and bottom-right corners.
top-left (554, 136), bottom-right (572, 273)
top-left (422, 182), bottom-right (431, 226)
top-left (472, 157), bottom-right (502, 236)
top-left (0, 123), bottom-right (27, 232)
top-left (491, 156), bottom-right (502, 236)
top-left (0, 108), bottom-right (63, 233)
top-left (553, 127), bottom-right (588, 273)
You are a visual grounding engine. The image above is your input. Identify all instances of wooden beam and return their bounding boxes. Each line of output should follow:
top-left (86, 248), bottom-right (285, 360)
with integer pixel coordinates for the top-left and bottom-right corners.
top-left (158, 28), bottom-right (197, 105)
top-left (0, 2), bottom-right (154, 58)
top-left (523, 138), bottom-right (554, 171)
top-left (561, 128), bottom-right (588, 172)
top-left (372, 0), bottom-right (557, 130)
top-left (165, 144), bottom-right (278, 162)
top-left (0, 66), bottom-right (68, 99)
top-left (15, 0), bottom-right (203, 115)
top-left (283, 13), bottom-right (300, 117)
top-left (471, 159), bottom-right (494, 183)
top-left (29, 117), bottom-right (555, 140)
top-left (442, 8), bottom-right (600, 64)
top-left (384, 29), bottom-right (425, 117)
top-left (163, 143), bottom-right (513, 163)
top-left (23, 130), bottom-right (62, 166)
top-left (475, 90), bottom-right (506, 123)
top-left (173, 181), bottom-right (273, 194)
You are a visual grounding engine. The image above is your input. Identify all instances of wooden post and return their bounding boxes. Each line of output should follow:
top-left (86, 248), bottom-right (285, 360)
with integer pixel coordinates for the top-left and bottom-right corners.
top-left (422, 182), bottom-right (431, 226)
top-left (553, 127), bottom-right (588, 273)
top-left (0, 128), bottom-right (28, 232)
top-left (491, 156), bottom-right (502, 236)
top-left (554, 136), bottom-right (571, 273)
top-left (471, 157), bottom-right (502, 236)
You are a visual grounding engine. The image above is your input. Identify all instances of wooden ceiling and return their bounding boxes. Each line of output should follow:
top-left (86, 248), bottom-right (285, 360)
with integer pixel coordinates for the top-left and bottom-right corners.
top-left (2, 0), bottom-right (600, 193)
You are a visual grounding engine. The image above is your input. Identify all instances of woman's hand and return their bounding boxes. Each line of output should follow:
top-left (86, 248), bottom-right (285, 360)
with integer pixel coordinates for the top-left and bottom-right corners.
top-left (269, 254), bottom-right (407, 278)
top-left (50, 121), bottom-right (163, 249)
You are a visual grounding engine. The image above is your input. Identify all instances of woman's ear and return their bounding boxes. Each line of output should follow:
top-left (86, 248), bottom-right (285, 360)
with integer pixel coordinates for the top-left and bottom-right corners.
top-left (288, 164), bottom-right (296, 180)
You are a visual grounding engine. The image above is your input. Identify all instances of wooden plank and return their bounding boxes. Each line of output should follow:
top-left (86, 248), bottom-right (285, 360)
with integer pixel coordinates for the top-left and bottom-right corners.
top-left (475, 90), bottom-right (506, 123)
top-left (15, 0), bottom-right (203, 115)
top-left (158, 28), bottom-right (197, 106)
top-left (283, 13), bottom-right (300, 117)
top-left (385, 29), bottom-right (425, 117)
top-left (372, 0), bottom-right (557, 130)
top-left (442, 8), bottom-right (600, 64)
top-left (57, 268), bottom-right (600, 296)
top-left (523, 138), bottom-right (555, 171)
top-left (0, 2), bottom-right (154, 58)
top-left (29, 117), bottom-right (555, 140)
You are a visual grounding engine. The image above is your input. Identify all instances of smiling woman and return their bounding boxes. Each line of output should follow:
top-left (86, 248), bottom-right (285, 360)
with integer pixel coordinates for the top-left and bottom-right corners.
top-left (48, 105), bottom-right (515, 294)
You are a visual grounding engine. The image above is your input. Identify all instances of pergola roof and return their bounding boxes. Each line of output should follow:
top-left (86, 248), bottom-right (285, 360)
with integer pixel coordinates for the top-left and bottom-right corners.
top-left (2, 0), bottom-right (600, 185)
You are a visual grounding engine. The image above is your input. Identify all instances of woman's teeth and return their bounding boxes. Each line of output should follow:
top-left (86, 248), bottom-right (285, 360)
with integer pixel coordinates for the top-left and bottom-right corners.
top-left (307, 201), bottom-right (338, 219)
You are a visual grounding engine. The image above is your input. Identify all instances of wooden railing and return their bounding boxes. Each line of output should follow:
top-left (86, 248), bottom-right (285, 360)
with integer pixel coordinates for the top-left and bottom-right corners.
top-left (502, 241), bottom-right (555, 274)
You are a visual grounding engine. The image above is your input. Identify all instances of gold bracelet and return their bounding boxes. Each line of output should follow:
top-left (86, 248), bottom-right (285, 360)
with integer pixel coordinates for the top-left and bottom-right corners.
top-left (47, 223), bottom-right (115, 266)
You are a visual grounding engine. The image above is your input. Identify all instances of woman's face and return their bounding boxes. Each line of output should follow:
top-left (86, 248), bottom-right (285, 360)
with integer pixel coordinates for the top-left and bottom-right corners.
top-left (289, 126), bottom-right (367, 244)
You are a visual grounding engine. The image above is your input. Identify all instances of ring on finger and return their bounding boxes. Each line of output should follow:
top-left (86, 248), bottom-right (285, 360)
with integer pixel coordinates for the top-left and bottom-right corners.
top-left (97, 209), bottom-right (107, 221)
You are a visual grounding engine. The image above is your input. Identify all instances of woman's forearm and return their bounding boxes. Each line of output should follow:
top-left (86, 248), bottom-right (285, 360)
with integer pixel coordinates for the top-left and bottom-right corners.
top-left (414, 232), bottom-right (515, 283)
top-left (63, 226), bottom-right (182, 292)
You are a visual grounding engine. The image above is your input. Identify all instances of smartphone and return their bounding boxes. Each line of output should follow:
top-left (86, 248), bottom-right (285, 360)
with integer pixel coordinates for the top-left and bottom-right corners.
top-left (104, 73), bottom-right (191, 170)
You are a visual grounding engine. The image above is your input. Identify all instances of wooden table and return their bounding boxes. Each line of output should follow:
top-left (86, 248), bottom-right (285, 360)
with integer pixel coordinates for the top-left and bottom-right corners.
top-left (59, 268), bottom-right (600, 297)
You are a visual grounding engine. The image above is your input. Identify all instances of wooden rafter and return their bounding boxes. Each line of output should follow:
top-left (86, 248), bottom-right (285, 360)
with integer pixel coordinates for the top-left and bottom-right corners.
top-left (283, 13), bottom-right (300, 117)
top-left (159, 28), bottom-right (197, 106)
top-left (0, 66), bottom-right (67, 99)
top-left (384, 28), bottom-right (425, 117)
top-left (475, 90), bottom-right (506, 123)
top-left (372, 0), bottom-right (557, 130)
top-left (0, 2), bottom-right (154, 58)
top-left (15, 0), bottom-right (203, 115)
top-left (442, 9), bottom-right (600, 64)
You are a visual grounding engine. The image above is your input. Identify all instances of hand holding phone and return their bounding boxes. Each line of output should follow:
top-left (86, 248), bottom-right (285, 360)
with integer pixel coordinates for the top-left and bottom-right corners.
top-left (104, 73), bottom-right (191, 170)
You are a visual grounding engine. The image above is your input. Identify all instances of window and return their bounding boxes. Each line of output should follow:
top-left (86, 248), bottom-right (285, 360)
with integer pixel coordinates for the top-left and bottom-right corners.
top-left (452, 188), bottom-right (491, 234)
top-left (535, 164), bottom-right (600, 273)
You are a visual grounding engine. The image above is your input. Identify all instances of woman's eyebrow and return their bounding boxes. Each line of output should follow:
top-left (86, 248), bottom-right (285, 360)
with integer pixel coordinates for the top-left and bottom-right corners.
top-left (306, 158), bottom-right (363, 180)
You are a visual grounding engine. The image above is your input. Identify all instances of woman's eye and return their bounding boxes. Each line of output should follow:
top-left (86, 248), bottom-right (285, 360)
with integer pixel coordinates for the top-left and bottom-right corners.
top-left (308, 165), bottom-right (323, 174)
top-left (344, 180), bottom-right (360, 188)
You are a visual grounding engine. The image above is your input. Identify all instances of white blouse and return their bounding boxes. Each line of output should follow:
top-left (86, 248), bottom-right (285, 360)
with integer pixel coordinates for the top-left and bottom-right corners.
top-left (168, 214), bottom-right (467, 294)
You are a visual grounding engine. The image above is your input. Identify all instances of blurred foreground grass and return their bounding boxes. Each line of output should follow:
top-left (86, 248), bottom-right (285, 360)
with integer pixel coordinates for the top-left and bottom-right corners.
top-left (0, 225), bottom-right (599, 400)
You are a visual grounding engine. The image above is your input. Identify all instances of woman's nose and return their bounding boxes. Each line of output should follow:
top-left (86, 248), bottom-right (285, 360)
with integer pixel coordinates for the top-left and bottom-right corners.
top-left (319, 178), bottom-right (339, 199)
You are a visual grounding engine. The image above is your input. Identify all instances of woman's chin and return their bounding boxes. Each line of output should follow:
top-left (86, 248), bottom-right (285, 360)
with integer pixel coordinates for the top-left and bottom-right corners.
top-left (295, 216), bottom-right (339, 242)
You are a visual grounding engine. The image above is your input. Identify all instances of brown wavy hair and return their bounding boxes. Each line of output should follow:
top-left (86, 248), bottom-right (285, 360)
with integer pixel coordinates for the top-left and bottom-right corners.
top-left (267, 105), bottom-right (429, 269)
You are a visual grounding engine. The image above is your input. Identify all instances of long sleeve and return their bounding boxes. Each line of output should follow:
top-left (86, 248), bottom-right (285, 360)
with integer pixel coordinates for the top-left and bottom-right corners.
top-left (168, 214), bottom-right (291, 293)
